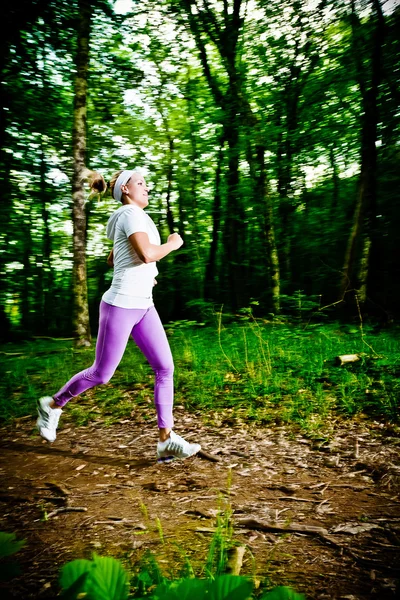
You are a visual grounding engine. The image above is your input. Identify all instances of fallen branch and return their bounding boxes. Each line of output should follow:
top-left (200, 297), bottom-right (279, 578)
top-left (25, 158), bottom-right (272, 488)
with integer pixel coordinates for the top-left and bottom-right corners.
top-left (277, 496), bottom-right (322, 503)
top-left (198, 449), bottom-right (221, 462)
top-left (46, 507), bottom-right (87, 519)
top-left (40, 496), bottom-right (69, 505)
top-left (235, 518), bottom-right (328, 536)
top-left (45, 482), bottom-right (70, 497)
top-left (179, 509), bottom-right (215, 519)
top-left (309, 483), bottom-right (367, 491)
top-left (238, 518), bottom-right (400, 573)
top-left (178, 494), bottom-right (218, 505)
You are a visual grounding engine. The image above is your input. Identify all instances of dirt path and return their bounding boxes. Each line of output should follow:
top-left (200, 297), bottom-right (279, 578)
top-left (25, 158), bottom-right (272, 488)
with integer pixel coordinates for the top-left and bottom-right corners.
top-left (0, 410), bottom-right (399, 599)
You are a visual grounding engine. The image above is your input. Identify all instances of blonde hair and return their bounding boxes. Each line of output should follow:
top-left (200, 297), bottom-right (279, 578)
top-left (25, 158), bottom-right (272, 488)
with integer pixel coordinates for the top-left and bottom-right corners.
top-left (81, 169), bottom-right (123, 199)
top-left (82, 169), bottom-right (107, 194)
top-left (83, 168), bottom-right (140, 203)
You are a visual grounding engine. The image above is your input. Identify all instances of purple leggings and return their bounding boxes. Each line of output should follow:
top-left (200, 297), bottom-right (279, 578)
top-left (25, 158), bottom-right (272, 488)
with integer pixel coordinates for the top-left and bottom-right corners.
top-left (53, 301), bottom-right (174, 429)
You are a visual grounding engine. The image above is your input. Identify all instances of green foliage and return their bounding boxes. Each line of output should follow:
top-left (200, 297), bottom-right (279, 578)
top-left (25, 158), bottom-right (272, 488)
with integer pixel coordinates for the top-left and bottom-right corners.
top-left (203, 496), bottom-right (234, 578)
top-left (0, 531), bottom-right (26, 584)
top-left (1, 0), bottom-right (399, 337)
top-left (130, 550), bottom-right (167, 596)
top-left (0, 529), bottom-right (303, 600)
top-left (279, 292), bottom-right (323, 320)
top-left (61, 561), bottom-right (303, 600)
top-left (60, 554), bottom-right (129, 600)
top-left (1, 318), bottom-right (399, 429)
top-left (59, 557), bottom-right (302, 600)
top-left (261, 587), bottom-right (305, 600)
top-left (150, 575), bottom-right (253, 600)
top-left (0, 531), bottom-right (26, 559)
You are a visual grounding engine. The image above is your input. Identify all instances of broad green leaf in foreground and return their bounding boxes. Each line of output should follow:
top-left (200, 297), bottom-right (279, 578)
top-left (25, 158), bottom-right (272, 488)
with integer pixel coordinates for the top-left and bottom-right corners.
top-left (60, 555), bottom-right (129, 600)
top-left (0, 532), bottom-right (26, 558)
top-left (89, 555), bottom-right (129, 600)
top-left (59, 558), bottom-right (93, 596)
top-left (153, 575), bottom-right (253, 600)
top-left (261, 585), bottom-right (306, 600)
top-left (153, 578), bottom-right (208, 600)
top-left (61, 572), bottom-right (90, 600)
top-left (208, 575), bottom-right (253, 600)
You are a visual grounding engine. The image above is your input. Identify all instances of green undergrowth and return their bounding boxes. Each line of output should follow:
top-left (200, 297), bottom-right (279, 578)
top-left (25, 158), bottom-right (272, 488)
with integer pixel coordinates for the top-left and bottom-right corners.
top-left (0, 316), bottom-right (399, 432)
top-left (0, 498), bottom-right (305, 599)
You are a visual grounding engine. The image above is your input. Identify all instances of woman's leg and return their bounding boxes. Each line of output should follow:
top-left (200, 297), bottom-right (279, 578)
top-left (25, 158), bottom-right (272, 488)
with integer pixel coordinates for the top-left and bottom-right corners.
top-left (132, 306), bottom-right (201, 460)
top-left (37, 302), bottom-right (146, 442)
top-left (131, 306), bottom-right (174, 430)
top-left (53, 302), bottom-right (145, 407)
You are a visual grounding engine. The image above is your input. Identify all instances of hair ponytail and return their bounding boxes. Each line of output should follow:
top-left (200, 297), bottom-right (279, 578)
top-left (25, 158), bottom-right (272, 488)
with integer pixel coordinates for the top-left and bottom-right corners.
top-left (81, 169), bottom-right (108, 195)
top-left (80, 168), bottom-right (137, 202)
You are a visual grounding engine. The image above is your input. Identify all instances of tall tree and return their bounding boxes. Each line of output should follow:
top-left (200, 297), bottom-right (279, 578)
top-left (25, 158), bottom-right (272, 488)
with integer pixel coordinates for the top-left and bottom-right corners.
top-left (175, 0), bottom-right (249, 309)
top-left (175, 0), bottom-right (282, 311)
top-left (72, 0), bottom-right (93, 346)
top-left (339, 0), bottom-right (385, 303)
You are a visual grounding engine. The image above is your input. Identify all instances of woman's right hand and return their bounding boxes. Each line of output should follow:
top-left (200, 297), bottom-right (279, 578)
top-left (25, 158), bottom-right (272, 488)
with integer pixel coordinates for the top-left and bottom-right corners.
top-left (167, 233), bottom-right (184, 250)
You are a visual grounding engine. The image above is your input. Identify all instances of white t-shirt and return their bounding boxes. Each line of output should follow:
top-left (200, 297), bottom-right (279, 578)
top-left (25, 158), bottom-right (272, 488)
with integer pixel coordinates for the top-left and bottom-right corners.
top-left (102, 205), bottom-right (161, 309)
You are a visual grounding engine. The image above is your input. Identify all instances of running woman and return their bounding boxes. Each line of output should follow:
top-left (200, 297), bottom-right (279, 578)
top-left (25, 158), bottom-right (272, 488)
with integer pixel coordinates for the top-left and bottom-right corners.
top-left (36, 169), bottom-right (201, 462)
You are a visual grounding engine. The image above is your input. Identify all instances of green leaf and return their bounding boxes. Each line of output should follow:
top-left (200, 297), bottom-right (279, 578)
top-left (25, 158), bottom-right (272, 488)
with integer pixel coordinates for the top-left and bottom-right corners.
top-left (59, 558), bottom-right (93, 594)
top-left (261, 585), bottom-right (306, 600)
top-left (153, 578), bottom-right (208, 600)
top-left (89, 555), bottom-right (129, 600)
top-left (60, 556), bottom-right (129, 600)
top-left (61, 572), bottom-right (91, 600)
top-left (208, 575), bottom-right (253, 600)
top-left (0, 532), bottom-right (26, 558)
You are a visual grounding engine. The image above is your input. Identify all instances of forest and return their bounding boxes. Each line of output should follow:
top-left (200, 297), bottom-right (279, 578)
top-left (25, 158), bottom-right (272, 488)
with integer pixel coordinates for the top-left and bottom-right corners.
top-left (0, 0), bottom-right (399, 345)
top-left (1, 1), bottom-right (400, 599)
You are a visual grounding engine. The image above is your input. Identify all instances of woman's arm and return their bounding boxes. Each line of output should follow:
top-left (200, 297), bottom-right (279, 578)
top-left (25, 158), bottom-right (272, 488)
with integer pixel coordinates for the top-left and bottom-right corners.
top-left (107, 249), bottom-right (114, 267)
top-left (129, 232), bottom-right (183, 263)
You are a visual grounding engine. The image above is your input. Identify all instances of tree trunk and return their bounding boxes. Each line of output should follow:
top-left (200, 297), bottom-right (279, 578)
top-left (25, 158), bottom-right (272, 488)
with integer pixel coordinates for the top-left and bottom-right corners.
top-left (205, 133), bottom-right (225, 300)
top-left (276, 99), bottom-right (296, 289)
top-left (0, 130), bottom-right (13, 338)
top-left (71, 0), bottom-right (92, 347)
top-left (223, 117), bottom-right (245, 309)
top-left (339, 0), bottom-right (384, 302)
top-left (21, 207), bottom-right (33, 332)
top-left (256, 145), bottom-right (280, 314)
top-left (179, 0), bottom-right (246, 310)
top-left (39, 144), bottom-right (54, 333)
top-left (165, 137), bottom-right (176, 234)
top-left (329, 145), bottom-right (340, 213)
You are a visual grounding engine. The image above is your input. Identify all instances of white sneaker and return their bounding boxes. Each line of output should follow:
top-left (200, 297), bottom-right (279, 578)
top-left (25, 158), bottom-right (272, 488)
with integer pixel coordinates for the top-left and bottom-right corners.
top-left (157, 431), bottom-right (201, 462)
top-left (36, 396), bottom-right (62, 442)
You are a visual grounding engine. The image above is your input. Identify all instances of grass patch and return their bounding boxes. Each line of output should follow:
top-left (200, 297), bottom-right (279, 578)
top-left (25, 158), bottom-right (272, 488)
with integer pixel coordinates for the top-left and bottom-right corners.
top-left (0, 499), bottom-right (305, 598)
top-left (0, 317), bottom-right (399, 431)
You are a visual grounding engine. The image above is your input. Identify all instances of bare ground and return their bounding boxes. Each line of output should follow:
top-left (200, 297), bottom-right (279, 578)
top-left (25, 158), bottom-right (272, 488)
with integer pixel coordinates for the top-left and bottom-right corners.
top-left (0, 407), bottom-right (399, 600)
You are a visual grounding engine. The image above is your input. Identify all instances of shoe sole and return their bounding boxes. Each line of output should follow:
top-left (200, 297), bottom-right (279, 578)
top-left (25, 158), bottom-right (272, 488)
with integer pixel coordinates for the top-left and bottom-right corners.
top-left (36, 401), bottom-right (56, 442)
top-left (157, 456), bottom-right (176, 464)
top-left (36, 419), bottom-right (55, 442)
top-left (157, 446), bottom-right (201, 463)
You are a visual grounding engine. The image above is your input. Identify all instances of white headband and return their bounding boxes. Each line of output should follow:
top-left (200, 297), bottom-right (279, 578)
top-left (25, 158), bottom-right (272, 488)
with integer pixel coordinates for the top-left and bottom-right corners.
top-left (113, 169), bottom-right (136, 203)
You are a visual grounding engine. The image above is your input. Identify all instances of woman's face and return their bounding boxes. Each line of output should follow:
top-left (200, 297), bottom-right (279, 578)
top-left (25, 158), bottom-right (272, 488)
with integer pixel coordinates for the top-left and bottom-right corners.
top-left (122, 173), bottom-right (149, 208)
